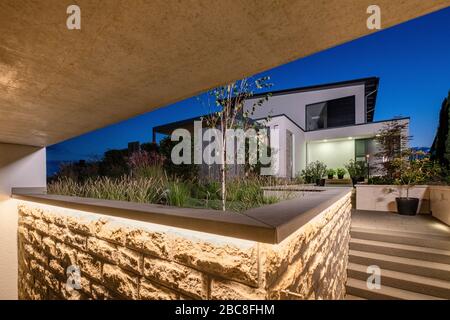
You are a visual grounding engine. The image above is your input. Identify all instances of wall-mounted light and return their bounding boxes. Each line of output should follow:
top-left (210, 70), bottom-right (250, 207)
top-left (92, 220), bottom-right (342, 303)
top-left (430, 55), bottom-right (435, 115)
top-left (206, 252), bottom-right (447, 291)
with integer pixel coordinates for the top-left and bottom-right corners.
top-left (323, 139), bottom-right (328, 142)
top-left (348, 137), bottom-right (353, 140)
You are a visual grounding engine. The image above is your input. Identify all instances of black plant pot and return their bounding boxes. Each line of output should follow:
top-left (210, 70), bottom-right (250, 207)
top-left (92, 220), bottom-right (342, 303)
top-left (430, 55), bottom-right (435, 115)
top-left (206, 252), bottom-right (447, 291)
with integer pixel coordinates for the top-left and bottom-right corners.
top-left (328, 175), bottom-right (334, 179)
top-left (315, 178), bottom-right (325, 186)
top-left (338, 175), bottom-right (344, 179)
top-left (396, 197), bottom-right (419, 216)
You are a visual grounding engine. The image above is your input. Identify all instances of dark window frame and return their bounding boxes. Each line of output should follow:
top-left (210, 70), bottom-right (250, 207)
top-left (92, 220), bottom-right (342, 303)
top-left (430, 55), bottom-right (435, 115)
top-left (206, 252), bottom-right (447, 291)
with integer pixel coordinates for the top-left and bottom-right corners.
top-left (305, 95), bottom-right (356, 131)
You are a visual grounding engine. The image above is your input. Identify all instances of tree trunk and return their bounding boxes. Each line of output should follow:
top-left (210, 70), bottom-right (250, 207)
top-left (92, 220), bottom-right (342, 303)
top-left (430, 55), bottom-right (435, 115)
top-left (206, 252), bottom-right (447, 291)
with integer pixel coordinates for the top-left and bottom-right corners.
top-left (221, 116), bottom-right (226, 211)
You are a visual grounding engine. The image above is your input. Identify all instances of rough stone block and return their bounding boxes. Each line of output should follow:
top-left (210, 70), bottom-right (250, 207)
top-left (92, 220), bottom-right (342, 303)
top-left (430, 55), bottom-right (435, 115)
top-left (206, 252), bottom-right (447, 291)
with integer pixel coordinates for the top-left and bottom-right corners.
top-left (45, 269), bottom-right (60, 292)
top-left (18, 225), bottom-right (30, 243)
top-left (28, 229), bottom-right (42, 246)
top-left (63, 230), bottom-right (87, 250)
top-left (61, 285), bottom-right (87, 300)
top-left (210, 279), bottom-right (266, 300)
top-left (87, 237), bottom-right (117, 263)
top-left (29, 207), bottom-right (43, 219)
top-left (66, 215), bottom-right (94, 235)
top-left (143, 256), bottom-right (207, 299)
top-left (48, 223), bottom-right (66, 242)
top-left (18, 215), bottom-right (35, 229)
top-left (42, 236), bottom-right (57, 257)
top-left (49, 259), bottom-right (66, 280)
top-left (77, 252), bottom-right (102, 281)
top-left (34, 218), bottom-right (49, 234)
top-left (55, 242), bottom-right (77, 266)
top-left (102, 264), bottom-right (138, 299)
top-left (173, 237), bottom-right (259, 287)
top-left (29, 260), bottom-right (46, 283)
top-left (139, 278), bottom-right (178, 300)
top-left (126, 229), bottom-right (169, 259)
top-left (24, 243), bottom-right (47, 265)
top-left (91, 283), bottom-right (116, 300)
top-left (97, 222), bottom-right (128, 245)
top-left (32, 280), bottom-right (48, 300)
top-left (116, 246), bottom-right (142, 275)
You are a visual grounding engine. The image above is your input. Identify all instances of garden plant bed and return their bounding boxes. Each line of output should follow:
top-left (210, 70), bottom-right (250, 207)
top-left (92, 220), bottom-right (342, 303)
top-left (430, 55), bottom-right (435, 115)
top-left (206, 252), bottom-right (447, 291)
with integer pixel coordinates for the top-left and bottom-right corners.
top-left (47, 176), bottom-right (283, 213)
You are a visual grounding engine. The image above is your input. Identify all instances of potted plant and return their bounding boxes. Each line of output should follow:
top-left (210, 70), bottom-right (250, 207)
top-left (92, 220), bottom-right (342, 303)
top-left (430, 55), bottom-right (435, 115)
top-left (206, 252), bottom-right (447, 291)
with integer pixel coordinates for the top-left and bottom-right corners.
top-left (345, 160), bottom-right (366, 186)
top-left (391, 152), bottom-right (440, 215)
top-left (327, 168), bottom-right (335, 179)
top-left (336, 168), bottom-right (346, 179)
top-left (301, 161), bottom-right (327, 186)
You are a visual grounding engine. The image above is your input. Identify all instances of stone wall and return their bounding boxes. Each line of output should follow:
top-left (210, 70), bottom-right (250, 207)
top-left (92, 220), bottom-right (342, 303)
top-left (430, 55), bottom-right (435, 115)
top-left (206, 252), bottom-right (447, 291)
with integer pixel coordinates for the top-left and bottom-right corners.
top-left (17, 191), bottom-right (351, 300)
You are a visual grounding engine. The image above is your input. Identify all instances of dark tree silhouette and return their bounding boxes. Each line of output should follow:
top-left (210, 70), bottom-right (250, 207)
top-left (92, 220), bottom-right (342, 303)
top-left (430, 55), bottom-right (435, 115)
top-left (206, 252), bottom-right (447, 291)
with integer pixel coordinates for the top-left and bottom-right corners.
top-left (430, 92), bottom-right (450, 169)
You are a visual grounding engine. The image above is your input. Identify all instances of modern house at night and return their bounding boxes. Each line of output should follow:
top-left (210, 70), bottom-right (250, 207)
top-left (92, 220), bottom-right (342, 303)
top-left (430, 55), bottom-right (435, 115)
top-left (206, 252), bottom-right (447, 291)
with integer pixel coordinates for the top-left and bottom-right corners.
top-left (1, 1), bottom-right (448, 301)
top-left (153, 77), bottom-right (410, 178)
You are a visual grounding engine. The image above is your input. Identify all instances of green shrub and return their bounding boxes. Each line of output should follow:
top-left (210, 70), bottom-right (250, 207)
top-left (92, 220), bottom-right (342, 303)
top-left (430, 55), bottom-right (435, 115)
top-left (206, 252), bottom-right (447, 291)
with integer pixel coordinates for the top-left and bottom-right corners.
top-left (301, 161), bottom-right (327, 183)
top-left (336, 168), bottom-right (346, 177)
top-left (345, 160), bottom-right (366, 179)
top-left (326, 168), bottom-right (335, 177)
top-left (191, 181), bottom-right (221, 200)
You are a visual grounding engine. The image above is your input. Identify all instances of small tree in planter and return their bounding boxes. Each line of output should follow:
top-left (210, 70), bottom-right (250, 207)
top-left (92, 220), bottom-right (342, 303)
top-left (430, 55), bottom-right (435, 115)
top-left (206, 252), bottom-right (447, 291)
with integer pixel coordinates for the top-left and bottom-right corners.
top-left (374, 119), bottom-right (411, 179)
top-left (345, 160), bottom-right (366, 186)
top-left (327, 168), bottom-right (335, 179)
top-left (301, 161), bottom-right (327, 186)
top-left (336, 168), bottom-right (346, 179)
top-left (391, 150), bottom-right (441, 215)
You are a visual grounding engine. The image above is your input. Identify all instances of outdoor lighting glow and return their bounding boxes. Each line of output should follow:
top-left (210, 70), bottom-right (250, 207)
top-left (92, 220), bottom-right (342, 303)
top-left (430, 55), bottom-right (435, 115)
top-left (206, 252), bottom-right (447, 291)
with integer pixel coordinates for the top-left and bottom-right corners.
top-left (348, 137), bottom-right (353, 140)
top-left (323, 139), bottom-right (328, 142)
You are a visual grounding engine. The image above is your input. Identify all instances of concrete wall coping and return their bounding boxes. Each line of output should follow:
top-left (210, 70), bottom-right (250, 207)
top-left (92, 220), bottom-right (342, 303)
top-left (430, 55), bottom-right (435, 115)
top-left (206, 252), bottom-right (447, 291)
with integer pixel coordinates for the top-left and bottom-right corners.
top-left (355, 184), bottom-right (431, 188)
top-left (356, 185), bottom-right (450, 189)
top-left (12, 187), bottom-right (351, 244)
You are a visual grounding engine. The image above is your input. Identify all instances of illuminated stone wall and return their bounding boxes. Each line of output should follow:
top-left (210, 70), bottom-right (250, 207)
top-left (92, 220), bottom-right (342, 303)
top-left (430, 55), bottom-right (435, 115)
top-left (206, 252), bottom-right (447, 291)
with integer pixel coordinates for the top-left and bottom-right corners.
top-left (17, 192), bottom-right (351, 300)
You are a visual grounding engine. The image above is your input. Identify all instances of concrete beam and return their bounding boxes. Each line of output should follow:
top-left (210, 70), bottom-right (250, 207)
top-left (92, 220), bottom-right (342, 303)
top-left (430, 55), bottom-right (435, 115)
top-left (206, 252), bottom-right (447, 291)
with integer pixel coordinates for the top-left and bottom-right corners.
top-left (0, 0), bottom-right (448, 146)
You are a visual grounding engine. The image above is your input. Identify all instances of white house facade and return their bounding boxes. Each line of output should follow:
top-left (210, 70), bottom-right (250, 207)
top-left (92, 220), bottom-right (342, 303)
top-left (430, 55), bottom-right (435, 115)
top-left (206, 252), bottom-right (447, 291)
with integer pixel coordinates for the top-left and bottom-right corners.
top-left (154, 77), bottom-right (410, 179)
top-left (244, 77), bottom-right (409, 178)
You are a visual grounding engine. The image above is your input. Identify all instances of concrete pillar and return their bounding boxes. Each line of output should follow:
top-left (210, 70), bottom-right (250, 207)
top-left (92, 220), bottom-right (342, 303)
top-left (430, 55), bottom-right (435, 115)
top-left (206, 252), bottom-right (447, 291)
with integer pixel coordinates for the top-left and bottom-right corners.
top-left (0, 143), bottom-right (46, 300)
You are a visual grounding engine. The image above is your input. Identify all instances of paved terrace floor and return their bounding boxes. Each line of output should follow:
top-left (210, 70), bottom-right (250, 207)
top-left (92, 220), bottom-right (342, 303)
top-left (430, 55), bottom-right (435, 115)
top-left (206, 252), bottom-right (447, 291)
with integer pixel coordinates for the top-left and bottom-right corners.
top-left (352, 210), bottom-right (450, 239)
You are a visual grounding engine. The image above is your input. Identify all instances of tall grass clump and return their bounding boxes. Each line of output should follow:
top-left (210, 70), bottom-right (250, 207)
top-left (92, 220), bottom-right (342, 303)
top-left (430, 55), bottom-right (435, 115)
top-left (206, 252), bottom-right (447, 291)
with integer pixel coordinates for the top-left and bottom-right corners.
top-left (48, 176), bottom-right (166, 204)
top-left (164, 181), bottom-right (190, 207)
top-left (225, 177), bottom-right (279, 210)
top-left (48, 173), bottom-right (280, 212)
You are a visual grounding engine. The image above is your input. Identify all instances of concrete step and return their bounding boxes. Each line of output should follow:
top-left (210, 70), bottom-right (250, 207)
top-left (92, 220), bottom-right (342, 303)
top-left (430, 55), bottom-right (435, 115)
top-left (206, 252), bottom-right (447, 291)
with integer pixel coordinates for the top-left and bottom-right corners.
top-left (351, 227), bottom-right (450, 250)
top-left (349, 238), bottom-right (450, 264)
top-left (346, 278), bottom-right (443, 300)
top-left (349, 250), bottom-right (450, 281)
top-left (347, 262), bottom-right (450, 299)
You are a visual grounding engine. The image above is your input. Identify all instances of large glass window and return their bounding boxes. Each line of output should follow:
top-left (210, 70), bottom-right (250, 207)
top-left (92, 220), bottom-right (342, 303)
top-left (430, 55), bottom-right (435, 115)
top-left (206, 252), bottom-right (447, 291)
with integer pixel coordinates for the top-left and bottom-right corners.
top-left (306, 96), bottom-right (355, 131)
top-left (355, 138), bottom-right (376, 162)
top-left (355, 139), bottom-right (369, 162)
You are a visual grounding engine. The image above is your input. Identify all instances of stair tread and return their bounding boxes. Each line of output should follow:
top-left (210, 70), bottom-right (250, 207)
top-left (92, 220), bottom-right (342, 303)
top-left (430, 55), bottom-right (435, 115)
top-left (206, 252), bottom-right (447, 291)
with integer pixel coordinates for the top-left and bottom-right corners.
top-left (350, 238), bottom-right (450, 256)
top-left (346, 278), bottom-right (443, 300)
top-left (351, 226), bottom-right (450, 243)
top-left (348, 262), bottom-right (450, 290)
top-left (349, 249), bottom-right (450, 272)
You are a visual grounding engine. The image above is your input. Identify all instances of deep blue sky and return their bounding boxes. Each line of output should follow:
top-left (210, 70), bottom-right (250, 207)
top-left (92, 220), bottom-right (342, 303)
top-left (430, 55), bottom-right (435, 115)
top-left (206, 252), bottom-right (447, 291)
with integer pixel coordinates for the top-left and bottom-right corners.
top-left (48, 7), bottom-right (450, 168)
